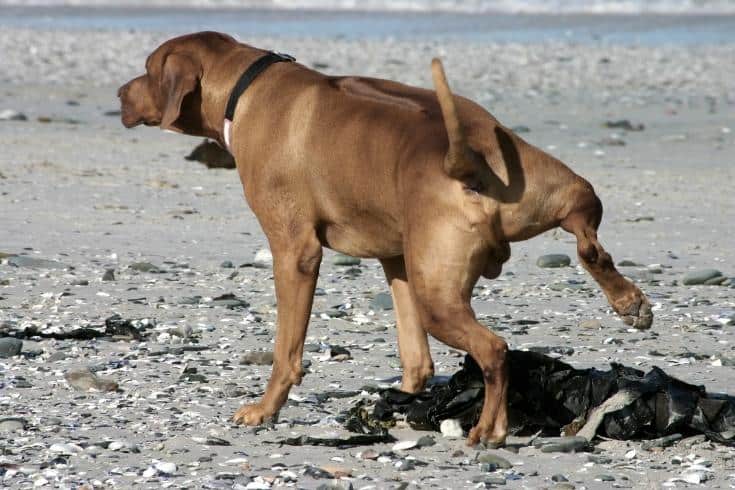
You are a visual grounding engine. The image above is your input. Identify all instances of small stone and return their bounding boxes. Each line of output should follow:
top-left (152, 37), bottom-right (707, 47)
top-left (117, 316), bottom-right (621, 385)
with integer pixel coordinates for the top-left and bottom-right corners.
top-left (392, 440), bottom-right (418, 451)
top-left (333, 254), bottom-right (361, 266)
top-left (253, 248), bottom-right (273, 268)
top-left (172, 325), bottom-right (193, 338)
top-left (579, 319), bottom-right (602, 329)
top-left (102, 268), bottom-right (115, 281)
top-left (329, 345), bottom-right (351, 360)
top-left (477, 453), bottom-right (513, 469)
top-left (416, 435), bottom-right (436, 448)
top-left (210, 293), bottom-right (249, 309)
top-left (0, 337), bottom-right (22, 358)
top-left (370, 292), bottom-right (393, 311)
top-left (154, 461), bottom-right (177, 475)
top-left (617, 259), bottom-right (640, 267)
top-left (440, 419), bottom-right (464, 439)
top-left (240, 351), bottom-right (274, 365)
top-left (536, 254), bottom-right (571, 268)
top-left (551, 474), bottom-right (568, 482)
top-left (7, 255), bottom-right (67, 269)
top-left (0, 417), bottom-right (26, 433)
top-left (595, 475), bottom-right (615, 482)
top-left (538, 436), bottom-right (589, 453)
top-left (49, 443), bottom-right (83, 455)
top-left (129, 261), bottom-right (162, 273)
top-left (551, 484), bottom-right (575, 490)
top-left (682, 269), bottom-right (722, 285)
top-left (220, 260), bottom-right (234, 268)
top-left (64, 368), bottom-right (118, 392)
top-left (0, 109), bottom-right (27, 121)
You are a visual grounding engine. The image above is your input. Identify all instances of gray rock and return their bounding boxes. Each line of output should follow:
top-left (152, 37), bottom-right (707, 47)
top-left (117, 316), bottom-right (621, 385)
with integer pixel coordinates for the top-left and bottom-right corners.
top-left (47, 351), bottom-right (69, 362)
top-left (7, 255), bottom-right (67, 269)
top-left (682, 269), bottom-right (723, 285)
top-left (64, 368), bottom-right (118, 392)
top-left (129, 261), bottom-right (163, 273)
top-left (552, 474), bottom-right (569, 482)
top-left (595, 475), bottom-right (615, 482)
top-left (478, 453), bottom-right (513, 469)
top-left (240, 351), bottom-right (274, 365)
top-left (0, 337), bottom-right (22, 358)
top-left (536, 254), bottom-right (571, 268)
top-left (416, 435), bottom-right (436, 448)
top-left (253, 248), bottom-right (273, 268)
top-left (102, 268), bottom-right (115, 281)
top-left (0, 417), bottom-right (26, 433)
top-left (333, 254), bottom-right (361, 266)
top-left (370, 292), bottom-right (393, 311)
top-left (538, 436), bottom-right (589, 453)
top-left (579, 319), bottom-right (602, 329)
top-left (0, 109), bottom-right (27, 121)
top-left (617, 259), bottom-right (640, 267)
top-left (172, 325), bottom-right (193, 338)
top-left (220, 260), bottom-right (234, 268)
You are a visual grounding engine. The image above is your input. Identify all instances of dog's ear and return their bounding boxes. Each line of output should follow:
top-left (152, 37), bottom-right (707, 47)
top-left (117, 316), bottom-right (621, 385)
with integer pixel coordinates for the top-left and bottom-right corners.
top-left (160, 53), bottom-right (200, 131)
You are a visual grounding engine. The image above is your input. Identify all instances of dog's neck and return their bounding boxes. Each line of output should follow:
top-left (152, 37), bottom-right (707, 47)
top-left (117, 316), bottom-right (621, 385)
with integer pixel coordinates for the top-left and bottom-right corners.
top-left (199, 46), bottom-right (278, 151)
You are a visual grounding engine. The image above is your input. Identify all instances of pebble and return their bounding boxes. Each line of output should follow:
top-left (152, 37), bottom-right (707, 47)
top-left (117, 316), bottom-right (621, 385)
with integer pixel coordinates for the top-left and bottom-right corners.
top-left (333, 253), bottom-right (361, 266)
top-left (538, 436), bottom-right (589, 453)
top-left (253, 248), bottom-right (273, 268)
top-left (440, 419), bottom-right (464, 439)
top-left (579, 319), bottom-right (602, 329)
top-left (240, 351), bottom-right (274, 365)
top-left (536, 254), bottom-right (571, 268)
top-left (392, 440), bottom-right (418, 451)
top-left (129, 261), bottom-right (163, 273)
top-left (7, 255), bottom-right (67, 269)
top-left (220, 260), bottom-right (234, 268)
top-left (682, 269), bottom-right (723, 285)
top-left (552, 474), bottom-right (569, 482)
top-left (64, 368), bottom-right (119, 392)
top-left (0, 109), bottom-right (27, 121)
top-left (595, 474), bottom-right (615, 482)
top-left (102, 268), bottom-right (115, 281)
top-left (370, 292), bottom-right (393, 310)
top-left (478, 453), bottom-right (513, 469)
top-left (0, 337), bottom-right (23, 358)
top-left (154, 461), bottom-right (177, 475)
top-left (0, 417), bottom-right (26, 433)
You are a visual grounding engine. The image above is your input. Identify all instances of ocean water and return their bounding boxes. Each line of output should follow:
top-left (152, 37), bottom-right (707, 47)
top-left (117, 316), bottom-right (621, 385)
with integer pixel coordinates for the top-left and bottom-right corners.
top-left (2, 0), bottom-right (735, 14)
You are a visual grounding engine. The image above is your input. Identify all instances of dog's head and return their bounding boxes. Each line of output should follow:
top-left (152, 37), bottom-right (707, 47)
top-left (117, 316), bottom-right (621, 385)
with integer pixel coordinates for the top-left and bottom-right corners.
top-left (118, 31), bottom-right (235, 133)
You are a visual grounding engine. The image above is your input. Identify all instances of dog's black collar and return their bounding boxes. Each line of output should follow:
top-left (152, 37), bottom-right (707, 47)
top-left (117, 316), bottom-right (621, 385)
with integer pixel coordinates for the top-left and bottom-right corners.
top-left (223, 51), bottom-right (295, 149)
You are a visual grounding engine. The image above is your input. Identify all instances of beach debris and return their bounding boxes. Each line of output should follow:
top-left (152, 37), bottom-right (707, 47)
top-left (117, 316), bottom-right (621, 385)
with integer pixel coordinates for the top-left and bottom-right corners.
top-left (185, 139), bottom-right (235, 169)
top-left (604, 119), bottom-right (644, 131)
top-left (536, 254), bottom-right (571, 268)
top-left (343, 351), bottom-right (735, 445)
top-left (274, 432), bottom-right (396, 447)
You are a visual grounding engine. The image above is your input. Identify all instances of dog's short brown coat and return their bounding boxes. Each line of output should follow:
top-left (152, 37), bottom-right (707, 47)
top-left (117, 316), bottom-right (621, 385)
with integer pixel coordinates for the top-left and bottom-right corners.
top-left (119, 31), bottom-right (652, 446)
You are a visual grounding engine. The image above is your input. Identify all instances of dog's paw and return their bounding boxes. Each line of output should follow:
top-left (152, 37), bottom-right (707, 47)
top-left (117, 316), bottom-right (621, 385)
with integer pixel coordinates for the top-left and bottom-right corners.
top-left (613, 290), bottom-right (653, 330)
top-left (466, 423), bottom-right (507, 448)
top-left (232, 403), bottom-right (276, 426)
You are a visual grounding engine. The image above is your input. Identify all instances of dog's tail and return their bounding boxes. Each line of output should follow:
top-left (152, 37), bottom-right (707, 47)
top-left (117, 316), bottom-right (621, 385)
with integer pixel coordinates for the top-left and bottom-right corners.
top-left (431, 58), bottom-right (478, 180)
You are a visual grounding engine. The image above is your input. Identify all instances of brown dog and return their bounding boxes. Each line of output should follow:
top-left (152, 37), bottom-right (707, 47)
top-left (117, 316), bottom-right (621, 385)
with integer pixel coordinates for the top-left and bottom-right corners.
top-left (119, 31), bottom-right (653, 446)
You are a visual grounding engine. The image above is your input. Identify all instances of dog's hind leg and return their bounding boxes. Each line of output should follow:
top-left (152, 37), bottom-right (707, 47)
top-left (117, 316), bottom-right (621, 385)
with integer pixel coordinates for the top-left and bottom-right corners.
top-left (405, 220), bottom-right (508, 447)
top-left (380, 256), bottom-right (434, 393)
top-left (561, 193), bottom-right (653, 330)
top-left (232, 229), bottom-right (322, 425)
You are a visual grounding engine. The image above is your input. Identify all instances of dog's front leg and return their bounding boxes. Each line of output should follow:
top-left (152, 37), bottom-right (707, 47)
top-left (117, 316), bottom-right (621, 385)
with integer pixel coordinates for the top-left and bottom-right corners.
top-left (232, 231), bottom-right (322, 425)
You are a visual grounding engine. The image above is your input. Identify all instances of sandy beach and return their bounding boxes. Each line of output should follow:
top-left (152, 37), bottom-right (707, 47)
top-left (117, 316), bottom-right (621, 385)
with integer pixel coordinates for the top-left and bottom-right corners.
top-left (1, 5), bottom-right (734, 489)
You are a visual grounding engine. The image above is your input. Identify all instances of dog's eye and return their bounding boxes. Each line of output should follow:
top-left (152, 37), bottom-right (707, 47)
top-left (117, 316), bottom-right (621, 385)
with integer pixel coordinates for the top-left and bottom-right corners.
top-left (464, 183), bottom-right (482, 195)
